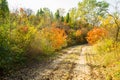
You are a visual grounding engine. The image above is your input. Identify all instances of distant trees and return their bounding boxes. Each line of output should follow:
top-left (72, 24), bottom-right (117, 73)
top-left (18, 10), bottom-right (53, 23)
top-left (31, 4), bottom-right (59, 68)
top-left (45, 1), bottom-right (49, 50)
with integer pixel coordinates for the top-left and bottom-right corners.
top-left (36, 8), bottom-right (53, 28)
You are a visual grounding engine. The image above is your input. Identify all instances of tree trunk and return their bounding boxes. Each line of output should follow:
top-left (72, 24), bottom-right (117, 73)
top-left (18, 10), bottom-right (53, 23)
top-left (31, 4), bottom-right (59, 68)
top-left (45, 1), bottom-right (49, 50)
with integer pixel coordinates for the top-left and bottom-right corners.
top-left (115, 26), bottom-right (120, 41)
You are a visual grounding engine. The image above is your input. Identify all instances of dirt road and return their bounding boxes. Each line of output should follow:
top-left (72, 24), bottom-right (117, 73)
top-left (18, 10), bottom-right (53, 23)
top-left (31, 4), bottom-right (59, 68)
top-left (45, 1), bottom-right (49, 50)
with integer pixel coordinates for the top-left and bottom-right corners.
top-left (4, 45), bottom-right (105, 80)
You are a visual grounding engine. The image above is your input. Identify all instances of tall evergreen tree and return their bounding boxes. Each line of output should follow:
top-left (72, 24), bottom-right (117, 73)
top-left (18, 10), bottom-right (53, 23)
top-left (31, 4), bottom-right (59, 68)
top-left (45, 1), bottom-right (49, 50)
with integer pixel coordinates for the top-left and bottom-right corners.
top-left (55, 10), bottom-right (60, 20)
top-left (36, 8), bottom-right (44, 16)
top-left (39, 8), bottom-right (44, 15)
top-left (61, 16), bottom-right (64, 22)
top-left (0, 0), bottom-right (9, 24)
top-left (66, 13), bottom-right (70, 23)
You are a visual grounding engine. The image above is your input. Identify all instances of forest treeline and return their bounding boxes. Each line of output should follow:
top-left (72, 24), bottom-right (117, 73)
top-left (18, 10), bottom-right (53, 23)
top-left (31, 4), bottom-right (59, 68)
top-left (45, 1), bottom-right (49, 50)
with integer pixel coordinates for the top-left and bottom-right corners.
top-left (0, 0), bottom-right (120, 79)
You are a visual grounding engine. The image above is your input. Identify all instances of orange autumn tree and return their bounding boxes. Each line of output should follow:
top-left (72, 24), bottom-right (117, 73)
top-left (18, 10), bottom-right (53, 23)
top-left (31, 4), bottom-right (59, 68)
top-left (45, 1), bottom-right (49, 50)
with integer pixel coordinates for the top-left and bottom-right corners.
top-left (50, 27), bottom-right (67, 49)
top-left (86, 27), bottom-right (107, 44)
top-left (38, 27), bottom-right (67, 53)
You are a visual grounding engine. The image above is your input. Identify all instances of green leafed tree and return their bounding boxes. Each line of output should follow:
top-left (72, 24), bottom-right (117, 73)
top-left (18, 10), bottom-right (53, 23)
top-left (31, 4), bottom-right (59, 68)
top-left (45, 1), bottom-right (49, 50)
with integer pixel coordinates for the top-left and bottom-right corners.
top-left (76, 0), bottom-right (109, 27)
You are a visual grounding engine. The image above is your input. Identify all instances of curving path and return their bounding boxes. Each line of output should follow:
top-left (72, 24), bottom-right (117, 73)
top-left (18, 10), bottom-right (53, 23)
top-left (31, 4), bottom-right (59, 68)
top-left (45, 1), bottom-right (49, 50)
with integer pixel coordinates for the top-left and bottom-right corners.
top-left (4, 45), bottom-right (105, 80)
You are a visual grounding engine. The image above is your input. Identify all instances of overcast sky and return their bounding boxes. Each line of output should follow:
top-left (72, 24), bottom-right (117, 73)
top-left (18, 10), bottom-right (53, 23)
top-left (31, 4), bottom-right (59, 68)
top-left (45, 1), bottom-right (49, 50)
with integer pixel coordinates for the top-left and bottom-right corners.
top-left (7, 0), bottom-right (117, 14)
